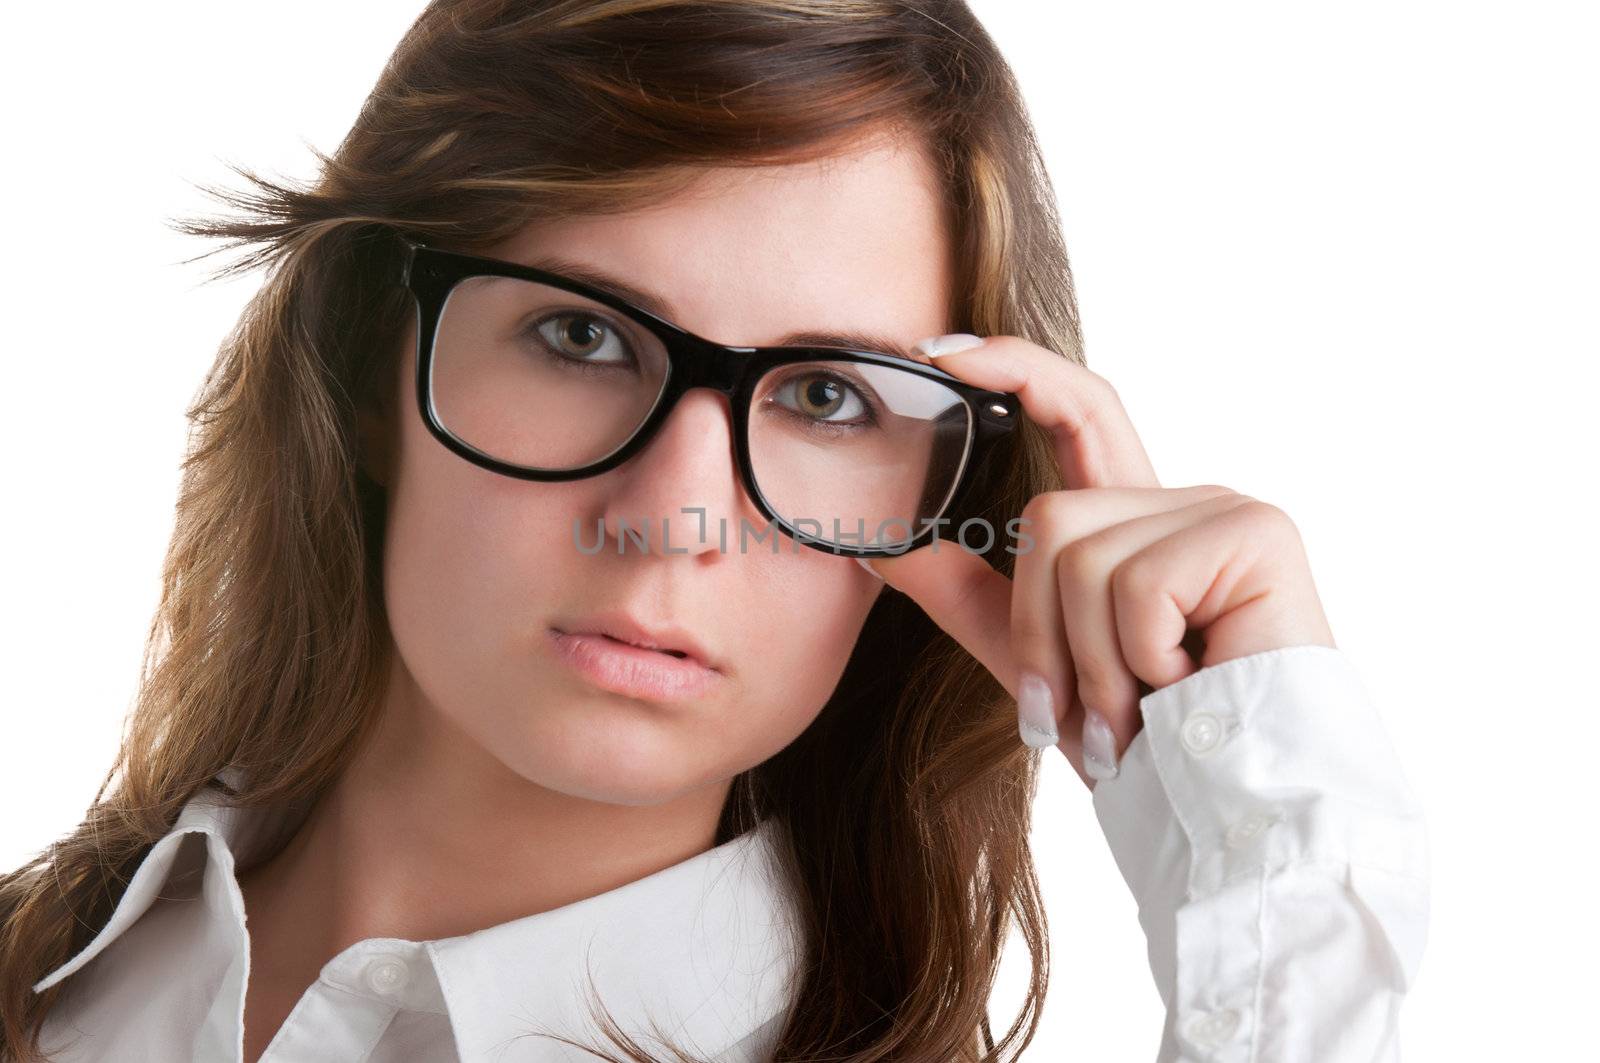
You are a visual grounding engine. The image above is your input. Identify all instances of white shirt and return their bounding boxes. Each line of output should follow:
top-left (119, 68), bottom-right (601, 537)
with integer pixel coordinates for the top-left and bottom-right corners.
top-left (32, 774), bottom-right (804, 1062)
top-left (1091, 644), bottom-right (1430, 1061)
top-left (32, 644), bottom-right (1427, 1061)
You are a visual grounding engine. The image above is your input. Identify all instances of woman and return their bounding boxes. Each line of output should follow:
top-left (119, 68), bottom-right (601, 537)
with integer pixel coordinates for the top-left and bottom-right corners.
top-left (0, 1), bottom-right (1429, 1060)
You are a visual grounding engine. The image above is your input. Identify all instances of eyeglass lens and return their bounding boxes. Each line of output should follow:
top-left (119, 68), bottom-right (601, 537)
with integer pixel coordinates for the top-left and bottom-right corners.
top-left (428, 274), bottom-right (974, 549)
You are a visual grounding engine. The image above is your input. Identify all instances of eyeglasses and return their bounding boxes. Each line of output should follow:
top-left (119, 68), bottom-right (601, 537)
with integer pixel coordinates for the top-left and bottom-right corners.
top-left (396, 236), bottom-right (1020, 558)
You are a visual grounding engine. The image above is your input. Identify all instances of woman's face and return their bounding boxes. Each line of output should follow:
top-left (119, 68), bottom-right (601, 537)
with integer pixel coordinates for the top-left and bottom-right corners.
top-left (371, 132), bottom-right (955, 807)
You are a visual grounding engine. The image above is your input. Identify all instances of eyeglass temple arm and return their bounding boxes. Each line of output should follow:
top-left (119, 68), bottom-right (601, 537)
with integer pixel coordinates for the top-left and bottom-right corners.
top-left (396, 235), bottom-right (429, 285)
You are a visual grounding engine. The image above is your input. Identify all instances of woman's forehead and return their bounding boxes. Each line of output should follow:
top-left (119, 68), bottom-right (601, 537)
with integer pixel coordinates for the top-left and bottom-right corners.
top-left (486, 141), bottom-right (955, 351)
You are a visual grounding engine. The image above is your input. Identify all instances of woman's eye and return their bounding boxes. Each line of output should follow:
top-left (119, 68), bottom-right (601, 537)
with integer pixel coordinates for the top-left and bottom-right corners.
top-left (773, 373), bottom-right (871, 424)
top-left (534, 312), bottom-right (633, 367)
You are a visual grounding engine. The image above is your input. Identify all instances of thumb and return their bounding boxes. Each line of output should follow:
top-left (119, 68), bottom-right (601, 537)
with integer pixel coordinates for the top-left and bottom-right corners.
top-left (860, 544), bottom-right (1019, 699)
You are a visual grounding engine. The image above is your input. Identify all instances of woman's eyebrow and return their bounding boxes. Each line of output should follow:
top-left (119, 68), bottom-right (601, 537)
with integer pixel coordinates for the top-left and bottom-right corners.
top-left (522, 254), bottom-right (922, 362)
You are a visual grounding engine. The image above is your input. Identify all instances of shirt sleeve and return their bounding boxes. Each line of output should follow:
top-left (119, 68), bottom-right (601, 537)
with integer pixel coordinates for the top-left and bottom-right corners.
top-left (1089, 644), bottom-right (1430, 1062)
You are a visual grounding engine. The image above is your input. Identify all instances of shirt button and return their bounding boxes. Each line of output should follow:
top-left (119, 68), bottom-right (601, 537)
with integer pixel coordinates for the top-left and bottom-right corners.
top-left (363, 955), bottom-right (410, 997)
top-left (1225, 811), bottom-right (1278, 849)
top-left (1184, 1006), bottom-right (1241, 1047)
top-left (1180, 712), bottom-right (1224, 756)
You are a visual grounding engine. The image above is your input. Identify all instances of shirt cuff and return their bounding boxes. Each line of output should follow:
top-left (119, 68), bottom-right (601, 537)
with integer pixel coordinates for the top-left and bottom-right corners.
top-left (1089, 644), bottom-right (1431, 1059)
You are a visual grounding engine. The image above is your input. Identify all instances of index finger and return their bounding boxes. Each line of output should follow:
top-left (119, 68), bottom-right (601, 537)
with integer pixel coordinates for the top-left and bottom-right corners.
top-left (911, 335), bottom-right (1160, 490)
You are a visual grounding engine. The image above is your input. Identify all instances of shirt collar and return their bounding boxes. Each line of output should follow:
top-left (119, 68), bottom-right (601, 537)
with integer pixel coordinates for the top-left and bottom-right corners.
top-left (33, 769), bottom-right (802, 1061)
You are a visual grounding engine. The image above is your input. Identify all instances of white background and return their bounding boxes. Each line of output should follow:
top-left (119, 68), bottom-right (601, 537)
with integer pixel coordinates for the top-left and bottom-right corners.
top-left (3, 2), bottom-right (1595, 1058)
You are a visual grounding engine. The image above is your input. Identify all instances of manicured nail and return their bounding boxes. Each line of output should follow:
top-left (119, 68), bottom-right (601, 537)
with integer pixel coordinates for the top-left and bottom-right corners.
top-left (1082, 709), bottom-right (1120, 781)
top-left (912, 333), bottom-right (985, 359)
top-left (855, 556), bottom-right (883, 580)
top-left (1016, 672), bottom-right (1059, 748)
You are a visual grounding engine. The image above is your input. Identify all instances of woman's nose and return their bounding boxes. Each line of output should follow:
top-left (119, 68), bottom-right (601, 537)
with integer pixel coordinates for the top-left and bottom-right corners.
top-left (596, 389), bottom-right (757, 557)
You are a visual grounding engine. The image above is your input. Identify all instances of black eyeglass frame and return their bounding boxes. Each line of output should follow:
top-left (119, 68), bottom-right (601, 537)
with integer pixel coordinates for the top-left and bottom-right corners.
top-left (397, 236), bottom-right (1021, 559)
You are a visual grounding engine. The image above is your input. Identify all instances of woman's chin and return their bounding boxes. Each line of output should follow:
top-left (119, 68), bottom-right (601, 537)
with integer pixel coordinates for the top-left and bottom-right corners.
top-left (485, 708), bottom-right (725, 807)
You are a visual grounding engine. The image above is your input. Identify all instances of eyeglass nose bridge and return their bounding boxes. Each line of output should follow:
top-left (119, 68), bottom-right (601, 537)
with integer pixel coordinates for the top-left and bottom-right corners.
top-left (666, 334), bottom-right (757, 397)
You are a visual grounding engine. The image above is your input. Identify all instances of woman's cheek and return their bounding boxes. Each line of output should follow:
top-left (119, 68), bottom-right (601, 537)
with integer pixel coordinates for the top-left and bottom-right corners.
top-left (736, 554), bottom-right (879, 739)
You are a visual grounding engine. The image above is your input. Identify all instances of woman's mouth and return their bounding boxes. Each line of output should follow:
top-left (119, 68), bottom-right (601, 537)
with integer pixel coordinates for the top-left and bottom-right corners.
top-left (547, 627), bottom-right (723, 702)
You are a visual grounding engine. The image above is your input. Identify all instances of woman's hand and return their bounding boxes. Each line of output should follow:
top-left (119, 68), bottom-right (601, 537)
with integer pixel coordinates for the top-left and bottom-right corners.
top-left (862, 334), bottom-right (1337, 791)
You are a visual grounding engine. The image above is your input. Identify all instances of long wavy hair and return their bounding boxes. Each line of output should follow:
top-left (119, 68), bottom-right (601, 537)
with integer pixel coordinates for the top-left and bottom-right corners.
top-left (0, 1), bottom-right (1084, 1059)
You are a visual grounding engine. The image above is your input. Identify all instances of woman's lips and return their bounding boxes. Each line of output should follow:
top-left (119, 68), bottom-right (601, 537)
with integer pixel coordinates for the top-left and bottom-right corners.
top-left (547, 628), bottom-right (723, 702)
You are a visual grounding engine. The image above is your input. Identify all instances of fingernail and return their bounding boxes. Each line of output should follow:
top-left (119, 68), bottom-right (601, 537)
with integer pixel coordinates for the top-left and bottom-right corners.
top-left (855, 556), bottom-right (883, 581)
top-left (1016, 672), bottom-right (1059, 748)
top-left (1082, 709), bottom-right (1120, 781)
top-left (912, 333), bottom-right (985, 359)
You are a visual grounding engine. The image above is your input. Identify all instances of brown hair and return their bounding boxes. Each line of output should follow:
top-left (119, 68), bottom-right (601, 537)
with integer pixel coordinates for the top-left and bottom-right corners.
top-left (0, 1), bottom-right (1083, 1059)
